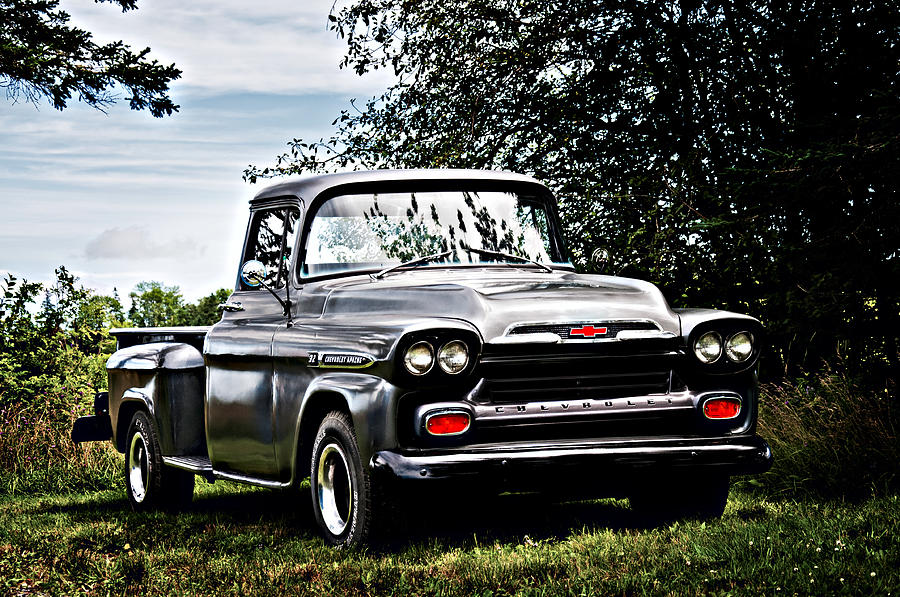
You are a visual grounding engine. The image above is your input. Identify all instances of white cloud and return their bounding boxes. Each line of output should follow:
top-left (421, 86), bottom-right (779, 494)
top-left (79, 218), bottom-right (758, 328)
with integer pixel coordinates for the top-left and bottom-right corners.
top-left (2, 1), bottom-right (389, 302)
top-left (60, 0), bottom-right (393, 97)
top-left (84, 226), bottom-right (206, 261)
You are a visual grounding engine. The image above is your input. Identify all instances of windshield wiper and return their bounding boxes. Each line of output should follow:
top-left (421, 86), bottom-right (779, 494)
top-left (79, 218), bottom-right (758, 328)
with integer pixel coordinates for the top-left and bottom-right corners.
top-left (370, 250), bottom-right (453, 280)
top-left (461, 247), bottom-right (553, 273)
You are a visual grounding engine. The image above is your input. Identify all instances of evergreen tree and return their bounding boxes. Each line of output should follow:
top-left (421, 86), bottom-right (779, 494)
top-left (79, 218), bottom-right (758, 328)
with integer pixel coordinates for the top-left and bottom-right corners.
top-left (1, 0), bottom-right (180, 116)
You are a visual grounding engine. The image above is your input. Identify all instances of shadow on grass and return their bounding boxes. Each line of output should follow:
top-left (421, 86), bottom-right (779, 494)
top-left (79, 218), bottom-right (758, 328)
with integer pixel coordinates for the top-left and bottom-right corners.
top-left (20, 483), bottom-right (774, 552)
top-left (30, 483), bottom-right (312, 523)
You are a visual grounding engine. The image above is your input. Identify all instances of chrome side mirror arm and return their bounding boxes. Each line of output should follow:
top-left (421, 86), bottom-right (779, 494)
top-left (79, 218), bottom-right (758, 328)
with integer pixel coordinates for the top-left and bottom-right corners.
top-left (257, 279), bottom-right (293, 324)
top-left (239, 260), bottom-right (294, 326)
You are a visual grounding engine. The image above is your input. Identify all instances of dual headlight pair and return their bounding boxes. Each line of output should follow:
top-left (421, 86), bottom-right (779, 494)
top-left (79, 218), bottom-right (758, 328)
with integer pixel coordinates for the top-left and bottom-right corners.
top-left (404, 340), bottom-right (469, 375)
top-left (694, 331), bottom-right (754, 364)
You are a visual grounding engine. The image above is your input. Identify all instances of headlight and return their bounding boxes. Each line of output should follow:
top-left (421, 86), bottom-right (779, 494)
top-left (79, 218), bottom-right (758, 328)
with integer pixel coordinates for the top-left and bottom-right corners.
top-left (725, 332), bottom-right (753, 362)
top-left (438, 340), bottom-right (469, 374)
top-left (694, 331), bottom-right (723, 363)
top-left (404, 341), bottom-right (434, 375)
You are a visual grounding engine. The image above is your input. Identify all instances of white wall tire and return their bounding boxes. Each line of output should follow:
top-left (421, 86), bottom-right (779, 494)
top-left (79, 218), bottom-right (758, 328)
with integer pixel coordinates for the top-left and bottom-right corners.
top-left (125, 411), bottom-right (195, 511)
top-left (309, 411), bottom-right (378, 547)
top-left (128, 429), bottom-right (151, 504)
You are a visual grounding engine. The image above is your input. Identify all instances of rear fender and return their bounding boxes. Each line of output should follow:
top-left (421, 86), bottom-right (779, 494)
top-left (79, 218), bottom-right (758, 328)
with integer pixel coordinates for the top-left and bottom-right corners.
top-left (107, 342), bottom-right (207, 456)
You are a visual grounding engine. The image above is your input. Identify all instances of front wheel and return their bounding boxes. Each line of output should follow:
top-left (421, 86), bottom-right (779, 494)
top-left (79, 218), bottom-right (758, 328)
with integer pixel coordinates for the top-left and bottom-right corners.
top-left (125, 411), bottom-right (195, 511)
top-left (310, 411), bottom-right (379, 547)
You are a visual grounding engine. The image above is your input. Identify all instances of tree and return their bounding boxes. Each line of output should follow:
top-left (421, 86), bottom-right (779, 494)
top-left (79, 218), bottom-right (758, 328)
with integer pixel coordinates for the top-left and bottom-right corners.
top-left (247, 0), bottom-right (900, 383)
top-left (0, 267), bottom-right (118, 406)
top-left (128, 281), bottom-right (183, 327)
top-left (176, 288), bottom-right (230, 326)
top-left (38, 266), bottom-right (125, 354)
top-left (127, 283), bottom-right (230, 327)
top-left (0, 0), bottom-right (180, 116)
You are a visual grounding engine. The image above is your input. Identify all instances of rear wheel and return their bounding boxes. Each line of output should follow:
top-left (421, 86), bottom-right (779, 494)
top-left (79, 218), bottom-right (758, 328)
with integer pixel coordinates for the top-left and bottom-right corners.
top-left (310, 411), bottom-right (379, 547)
top-left (125, 411), bottom-right (195, 511)
top-left (629, 474), bottom-right (730, 521)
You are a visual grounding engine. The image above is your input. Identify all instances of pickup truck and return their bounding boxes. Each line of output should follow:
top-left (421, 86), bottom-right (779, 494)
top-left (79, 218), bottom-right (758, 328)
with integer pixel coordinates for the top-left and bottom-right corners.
top-left (73, 169), bottom-right (772, 546)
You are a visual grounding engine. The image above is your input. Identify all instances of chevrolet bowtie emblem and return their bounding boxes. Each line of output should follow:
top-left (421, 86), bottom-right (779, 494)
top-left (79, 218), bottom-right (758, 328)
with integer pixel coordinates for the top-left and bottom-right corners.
top-left (570, 325), bottom-right (608, 338)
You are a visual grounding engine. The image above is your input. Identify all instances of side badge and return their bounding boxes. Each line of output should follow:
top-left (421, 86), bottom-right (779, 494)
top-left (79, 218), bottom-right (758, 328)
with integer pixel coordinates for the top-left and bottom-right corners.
top-left (307, 351), bottom-right (374, 369)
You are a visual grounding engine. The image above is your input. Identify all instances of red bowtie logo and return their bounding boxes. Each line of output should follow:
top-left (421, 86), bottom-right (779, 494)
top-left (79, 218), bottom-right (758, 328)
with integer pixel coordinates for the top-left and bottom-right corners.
top-left (570, 325), bottom-right (608, 338)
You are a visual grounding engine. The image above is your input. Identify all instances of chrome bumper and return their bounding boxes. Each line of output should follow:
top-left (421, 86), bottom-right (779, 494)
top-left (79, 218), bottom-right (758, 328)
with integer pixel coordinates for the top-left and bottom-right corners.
top-left (372, 435), bottom-right (772, 483)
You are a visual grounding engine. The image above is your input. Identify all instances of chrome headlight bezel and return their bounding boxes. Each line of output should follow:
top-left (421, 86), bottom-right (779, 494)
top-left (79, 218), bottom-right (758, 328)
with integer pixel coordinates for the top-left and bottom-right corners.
top-left (693, 331), bottom-right (723, 364)
top-left (438, 340), bottom-right (469, 374)
top-left (404, 341), bottom-right (435, 375)
top-left (725, 331), bottom-right (754, 363)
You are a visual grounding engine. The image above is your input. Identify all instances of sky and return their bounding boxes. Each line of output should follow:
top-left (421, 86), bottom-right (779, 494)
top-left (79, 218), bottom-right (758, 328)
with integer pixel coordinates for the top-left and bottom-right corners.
top-left (0, 0), bottom-right (390, 303)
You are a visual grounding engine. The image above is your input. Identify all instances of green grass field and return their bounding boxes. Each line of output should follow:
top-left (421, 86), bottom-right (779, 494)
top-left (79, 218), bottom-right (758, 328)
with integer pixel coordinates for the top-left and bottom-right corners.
top-left (1, 480), bottom-right (897, 596)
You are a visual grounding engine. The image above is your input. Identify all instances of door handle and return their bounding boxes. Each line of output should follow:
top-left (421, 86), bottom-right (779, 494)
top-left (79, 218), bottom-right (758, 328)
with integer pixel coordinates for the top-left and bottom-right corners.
top-left (217, 301), bottom-right (244, 312)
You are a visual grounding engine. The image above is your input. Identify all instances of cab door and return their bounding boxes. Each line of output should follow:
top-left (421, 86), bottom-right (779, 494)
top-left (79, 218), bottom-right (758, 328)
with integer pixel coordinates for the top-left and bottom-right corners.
top-left (205, 203), bottom-right (300, 478)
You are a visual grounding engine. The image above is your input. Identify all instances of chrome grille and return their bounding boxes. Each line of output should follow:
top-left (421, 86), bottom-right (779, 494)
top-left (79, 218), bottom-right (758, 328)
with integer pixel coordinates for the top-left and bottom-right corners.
top-left (477, 343), bottom-right (678, 404)
top-left (507, 320), bottom-right (658, 340)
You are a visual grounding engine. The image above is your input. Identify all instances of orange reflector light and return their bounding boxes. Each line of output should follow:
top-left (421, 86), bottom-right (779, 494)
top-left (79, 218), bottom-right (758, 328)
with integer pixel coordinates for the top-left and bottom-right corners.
top-left (425, 412), bottom-right (471, 435)
top-left (703, 397), bottom-right (742, 419)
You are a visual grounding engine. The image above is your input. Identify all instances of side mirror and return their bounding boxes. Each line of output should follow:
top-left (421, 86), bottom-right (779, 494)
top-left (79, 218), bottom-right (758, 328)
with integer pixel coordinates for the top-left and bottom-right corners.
top-left (240, 260), bottom-right (267, 287)
top-left (591, 248), bottom-right (610, 273)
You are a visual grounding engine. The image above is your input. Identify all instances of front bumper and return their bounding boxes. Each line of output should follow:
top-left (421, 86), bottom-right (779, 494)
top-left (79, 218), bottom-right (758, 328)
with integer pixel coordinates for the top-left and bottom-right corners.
top-left (372, 435), bottom-right (772, 484)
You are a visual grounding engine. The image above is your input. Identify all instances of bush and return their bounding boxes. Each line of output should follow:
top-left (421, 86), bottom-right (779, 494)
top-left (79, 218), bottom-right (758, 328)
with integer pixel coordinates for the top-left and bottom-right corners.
top-left (0, 269), bottom-right (123, 495)
top-left (754, 372), bottom-right (899, 499)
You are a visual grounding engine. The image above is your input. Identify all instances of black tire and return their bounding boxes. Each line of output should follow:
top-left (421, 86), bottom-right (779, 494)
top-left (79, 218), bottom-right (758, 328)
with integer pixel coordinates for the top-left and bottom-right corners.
top-left (629, 474), bottom-right (730, 521)
top-left (310, 411), bottom-right (378, 547)
top-left (125, 411), bottom-right (195, 511)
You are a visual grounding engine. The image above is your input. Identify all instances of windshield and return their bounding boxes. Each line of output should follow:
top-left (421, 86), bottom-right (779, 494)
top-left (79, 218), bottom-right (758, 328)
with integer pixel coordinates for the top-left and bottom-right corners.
top-left (300, 190), bottom-right (569, 278)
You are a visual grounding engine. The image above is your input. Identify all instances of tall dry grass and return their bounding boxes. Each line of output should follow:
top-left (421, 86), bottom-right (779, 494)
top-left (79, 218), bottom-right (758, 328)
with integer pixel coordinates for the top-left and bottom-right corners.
top-left (0, 398), bottom-right (120, 495)
top-left (756, 372), bottom-right (899, 498)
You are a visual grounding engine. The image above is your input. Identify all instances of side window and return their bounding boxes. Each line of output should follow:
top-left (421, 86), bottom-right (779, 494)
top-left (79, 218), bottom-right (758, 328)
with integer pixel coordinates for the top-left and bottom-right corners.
top-left (243, 207), bottom-right (301, 290)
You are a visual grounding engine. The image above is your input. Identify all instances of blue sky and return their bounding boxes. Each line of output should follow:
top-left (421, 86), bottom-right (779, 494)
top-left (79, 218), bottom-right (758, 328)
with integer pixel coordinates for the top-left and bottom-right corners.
top-left (0, 0), bottom-right (389, 302)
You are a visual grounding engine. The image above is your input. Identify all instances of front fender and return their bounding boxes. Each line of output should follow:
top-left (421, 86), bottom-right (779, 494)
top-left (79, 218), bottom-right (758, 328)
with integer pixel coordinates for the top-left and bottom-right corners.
top-left (674, 308), bottom-right (761, 339)
top-left (674, 308), bottom-right (764, 376)
top-left (290, 372), bottom-right (402, 483)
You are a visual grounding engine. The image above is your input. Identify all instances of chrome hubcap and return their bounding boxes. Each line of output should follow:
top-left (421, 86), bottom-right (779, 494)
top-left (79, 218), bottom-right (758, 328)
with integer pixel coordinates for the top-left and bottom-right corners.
top-left (128, 431), bottom-right (149, 502)
top-left (317, 442), bottom-right (352, 535)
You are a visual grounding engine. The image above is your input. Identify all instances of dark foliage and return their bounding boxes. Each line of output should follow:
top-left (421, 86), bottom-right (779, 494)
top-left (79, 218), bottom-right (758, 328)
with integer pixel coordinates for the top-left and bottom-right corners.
top-left (0, 0), bottom-right (181, 116)
top-left (246, 0), bottom-right (900, 388)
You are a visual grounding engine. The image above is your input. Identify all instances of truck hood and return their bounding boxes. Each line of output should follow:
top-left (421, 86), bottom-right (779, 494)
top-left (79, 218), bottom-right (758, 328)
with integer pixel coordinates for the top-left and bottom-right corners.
top-left (313, 268), bottom-right (680, 342)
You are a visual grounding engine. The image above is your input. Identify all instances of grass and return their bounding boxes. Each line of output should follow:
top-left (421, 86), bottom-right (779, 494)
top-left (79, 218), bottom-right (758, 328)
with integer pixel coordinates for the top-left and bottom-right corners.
top-left (0, 403), bottom-right (119, 496)
top-left (1, 373), bottom-right (897, 594)
top-left (1, 480), bottom-right (898, 596)
top-left (755, 373), bottom-right (899, 498)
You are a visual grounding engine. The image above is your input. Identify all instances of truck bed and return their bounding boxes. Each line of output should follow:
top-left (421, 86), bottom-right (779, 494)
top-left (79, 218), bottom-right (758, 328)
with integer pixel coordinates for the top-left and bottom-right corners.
top-left (109, 327), bottom-right (210, 351)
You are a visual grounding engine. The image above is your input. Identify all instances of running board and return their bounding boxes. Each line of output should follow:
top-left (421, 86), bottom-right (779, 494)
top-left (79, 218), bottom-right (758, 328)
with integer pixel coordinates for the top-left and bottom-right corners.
top-left (162, 455), bottom-right (291, 488)
top-left (163, 455), bottom-right (214, 480)
top-left (213, 470), bottom-right (291, 489)
top-left (164, 455), bottom-right (212, 472)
